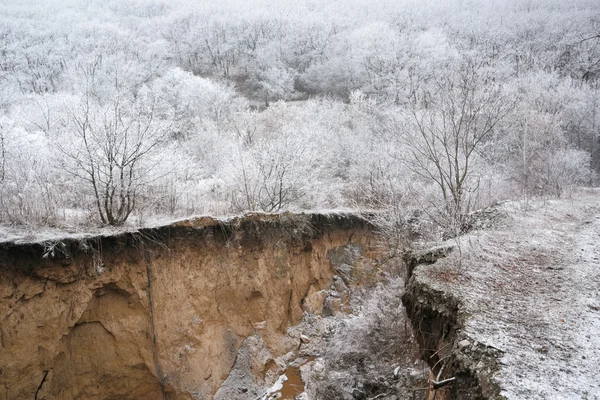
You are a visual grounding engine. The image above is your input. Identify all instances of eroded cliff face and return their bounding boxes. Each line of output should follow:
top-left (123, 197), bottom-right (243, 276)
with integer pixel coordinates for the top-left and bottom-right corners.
top-left (0, 213), bottom-right (381, 400)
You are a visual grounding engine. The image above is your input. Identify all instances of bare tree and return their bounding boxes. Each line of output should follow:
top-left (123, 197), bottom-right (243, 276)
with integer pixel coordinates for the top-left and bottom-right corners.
top-left (230, 130), bottom-right (313, 213)
top-left (402, 60), bottom-right (517, 229)
top-left (60, 90), bottom-right (172, 225)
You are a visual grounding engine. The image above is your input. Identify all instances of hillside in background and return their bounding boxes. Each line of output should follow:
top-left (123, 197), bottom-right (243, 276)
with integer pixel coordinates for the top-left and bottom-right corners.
top-left (0, 0), bottom-right (598, 231)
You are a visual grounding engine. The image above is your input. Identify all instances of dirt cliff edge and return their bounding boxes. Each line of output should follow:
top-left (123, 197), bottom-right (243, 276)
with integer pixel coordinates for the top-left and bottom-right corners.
top-left (0, 212), bottom-right (381, 400)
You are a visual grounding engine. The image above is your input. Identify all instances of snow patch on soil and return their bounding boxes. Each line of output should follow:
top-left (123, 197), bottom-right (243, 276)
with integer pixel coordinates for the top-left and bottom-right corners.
top-left (0, 208), bottom-right (364, 245)
top-left (413, 189), bottom-right (600, 399)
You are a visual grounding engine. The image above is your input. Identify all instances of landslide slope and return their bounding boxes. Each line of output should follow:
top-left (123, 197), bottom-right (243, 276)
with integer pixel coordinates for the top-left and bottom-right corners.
top-left (0, 212), bottom-right (380, 400)
top-left (405, 189), bottom-right (600, 399)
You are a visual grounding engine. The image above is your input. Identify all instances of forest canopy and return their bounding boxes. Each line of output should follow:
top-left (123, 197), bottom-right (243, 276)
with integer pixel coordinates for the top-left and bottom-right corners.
top-left (0, 0), bottom-right (598, 227)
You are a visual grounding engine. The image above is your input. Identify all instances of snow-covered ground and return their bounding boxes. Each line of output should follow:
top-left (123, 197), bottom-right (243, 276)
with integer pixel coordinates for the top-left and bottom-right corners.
top-left (0, 208), bottom-right (362, 245)
top-left (414, 188), bottom-right (600, 399)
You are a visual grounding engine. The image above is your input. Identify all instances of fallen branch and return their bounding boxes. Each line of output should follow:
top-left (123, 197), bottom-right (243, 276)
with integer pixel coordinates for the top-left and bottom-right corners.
top-left (432, 377), bottom-right (456, 390)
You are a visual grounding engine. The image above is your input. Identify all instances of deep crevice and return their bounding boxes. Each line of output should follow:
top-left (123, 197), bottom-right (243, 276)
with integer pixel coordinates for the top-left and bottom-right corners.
top-left (143, 245), bottom-right (168, 400)
top-left (402, 267), bottom-right (502, 400)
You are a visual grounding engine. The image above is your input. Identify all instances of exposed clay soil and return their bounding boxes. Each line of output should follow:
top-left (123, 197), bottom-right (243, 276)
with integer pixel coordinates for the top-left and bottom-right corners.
top-left (0, 212), bottom-right (382, 400)
top-left (407, 189), bottom-right (600, 399)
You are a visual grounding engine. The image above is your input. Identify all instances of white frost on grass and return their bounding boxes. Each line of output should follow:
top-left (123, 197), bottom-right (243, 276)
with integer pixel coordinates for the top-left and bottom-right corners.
top-left (413, 188), bottom-right (600, 400)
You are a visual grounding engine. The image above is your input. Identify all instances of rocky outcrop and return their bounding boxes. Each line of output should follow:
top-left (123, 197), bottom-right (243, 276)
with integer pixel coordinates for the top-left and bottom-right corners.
top-left (0, 213), bottom-right (381, 400)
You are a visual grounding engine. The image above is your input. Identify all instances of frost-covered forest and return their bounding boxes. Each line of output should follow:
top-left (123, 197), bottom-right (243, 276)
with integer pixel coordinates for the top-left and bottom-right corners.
top-left (0, 0), bottom-right (599, 228)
